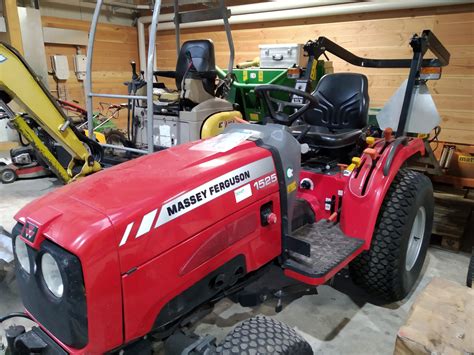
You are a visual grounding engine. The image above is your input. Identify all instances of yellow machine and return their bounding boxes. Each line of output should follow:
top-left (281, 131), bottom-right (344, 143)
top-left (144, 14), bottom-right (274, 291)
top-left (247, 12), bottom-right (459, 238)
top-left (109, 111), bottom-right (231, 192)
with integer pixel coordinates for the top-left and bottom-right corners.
top-left (0, 42), bottom-right (102, 183)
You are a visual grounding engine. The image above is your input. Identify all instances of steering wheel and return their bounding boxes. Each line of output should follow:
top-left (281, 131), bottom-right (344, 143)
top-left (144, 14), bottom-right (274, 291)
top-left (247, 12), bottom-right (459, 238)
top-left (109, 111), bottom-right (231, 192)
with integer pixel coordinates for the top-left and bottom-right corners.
top-left (255, 84), bottom-right (319, 126)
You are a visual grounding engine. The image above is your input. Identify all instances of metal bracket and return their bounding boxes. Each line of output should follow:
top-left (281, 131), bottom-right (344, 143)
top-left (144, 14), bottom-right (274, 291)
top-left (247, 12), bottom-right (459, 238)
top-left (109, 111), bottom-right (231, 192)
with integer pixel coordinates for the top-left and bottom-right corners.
top-left (285, 235), bottom-right (311, 257)
top-left (176, 8), bottom-right (231, 24)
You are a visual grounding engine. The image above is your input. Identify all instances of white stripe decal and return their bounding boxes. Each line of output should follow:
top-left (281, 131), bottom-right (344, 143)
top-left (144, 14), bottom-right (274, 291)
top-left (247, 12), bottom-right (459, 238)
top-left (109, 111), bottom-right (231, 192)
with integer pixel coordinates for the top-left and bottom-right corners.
top-left (136, 209), bottom-right (158, 238)
top-left (119, 222), bottom-right (134, 247)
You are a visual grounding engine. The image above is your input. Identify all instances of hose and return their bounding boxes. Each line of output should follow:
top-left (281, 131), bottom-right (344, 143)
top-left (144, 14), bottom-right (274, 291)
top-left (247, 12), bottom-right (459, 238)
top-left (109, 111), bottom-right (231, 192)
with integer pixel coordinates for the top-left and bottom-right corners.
top-left (0, 313), bottom-right (32, 324)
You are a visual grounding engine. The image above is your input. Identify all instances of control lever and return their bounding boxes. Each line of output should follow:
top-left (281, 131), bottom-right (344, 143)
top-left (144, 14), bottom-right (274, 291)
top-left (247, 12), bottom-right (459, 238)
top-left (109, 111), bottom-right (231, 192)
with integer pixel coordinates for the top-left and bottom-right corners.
top-left (130, 61), bottom-right (138, 80)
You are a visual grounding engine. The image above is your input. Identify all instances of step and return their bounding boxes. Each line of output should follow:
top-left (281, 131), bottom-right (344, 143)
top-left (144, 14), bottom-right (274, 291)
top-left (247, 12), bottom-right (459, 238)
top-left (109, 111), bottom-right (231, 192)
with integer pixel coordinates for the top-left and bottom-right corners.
top-left (284, 220), bottom-right (364, 283)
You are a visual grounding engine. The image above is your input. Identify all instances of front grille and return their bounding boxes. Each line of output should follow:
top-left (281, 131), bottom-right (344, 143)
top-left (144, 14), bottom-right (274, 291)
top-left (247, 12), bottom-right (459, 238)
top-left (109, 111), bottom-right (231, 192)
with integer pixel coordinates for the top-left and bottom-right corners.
top-left (14, 235), bottom-right (88, 349)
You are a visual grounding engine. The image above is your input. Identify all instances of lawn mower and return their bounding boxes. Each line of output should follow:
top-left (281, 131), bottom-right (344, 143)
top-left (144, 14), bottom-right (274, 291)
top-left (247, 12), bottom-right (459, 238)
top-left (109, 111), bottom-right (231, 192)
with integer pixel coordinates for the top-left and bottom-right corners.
top-left (1, 29), bottom-right (449, 354)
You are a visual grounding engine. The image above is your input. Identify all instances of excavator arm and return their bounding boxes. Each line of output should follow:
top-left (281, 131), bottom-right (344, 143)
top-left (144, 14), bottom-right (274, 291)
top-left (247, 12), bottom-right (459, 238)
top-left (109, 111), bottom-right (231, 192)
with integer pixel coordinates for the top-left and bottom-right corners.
top-left (0, 42), bottom-right (101, 183)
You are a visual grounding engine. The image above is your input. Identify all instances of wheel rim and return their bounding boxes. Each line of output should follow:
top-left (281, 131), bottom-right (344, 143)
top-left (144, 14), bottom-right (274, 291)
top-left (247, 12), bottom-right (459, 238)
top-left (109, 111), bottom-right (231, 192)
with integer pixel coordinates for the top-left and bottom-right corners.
top-left (406, 206), bottom-right (426, 271)
top-left (2, 170), bottom-right (15, 182)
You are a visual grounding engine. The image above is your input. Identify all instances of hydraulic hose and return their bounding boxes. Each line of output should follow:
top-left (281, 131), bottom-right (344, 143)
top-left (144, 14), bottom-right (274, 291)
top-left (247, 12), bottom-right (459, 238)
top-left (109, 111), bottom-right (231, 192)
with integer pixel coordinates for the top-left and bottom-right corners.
top-left (0, 313), bottom-right (32, 323)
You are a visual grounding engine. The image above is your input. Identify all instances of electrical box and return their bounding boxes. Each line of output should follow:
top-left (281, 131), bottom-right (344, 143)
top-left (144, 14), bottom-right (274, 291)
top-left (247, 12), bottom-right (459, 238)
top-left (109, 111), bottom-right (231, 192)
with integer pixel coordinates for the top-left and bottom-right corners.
top-left (51, 55), bottom-right (70, 80)
top-left (74, 54), bottom-right (87, 81)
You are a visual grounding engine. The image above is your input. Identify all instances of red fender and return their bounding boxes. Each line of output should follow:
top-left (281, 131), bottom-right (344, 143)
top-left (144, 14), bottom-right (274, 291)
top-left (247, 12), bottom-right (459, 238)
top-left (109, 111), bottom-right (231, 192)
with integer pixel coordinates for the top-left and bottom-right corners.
top-left (339, 138), bottom-right (425, 248)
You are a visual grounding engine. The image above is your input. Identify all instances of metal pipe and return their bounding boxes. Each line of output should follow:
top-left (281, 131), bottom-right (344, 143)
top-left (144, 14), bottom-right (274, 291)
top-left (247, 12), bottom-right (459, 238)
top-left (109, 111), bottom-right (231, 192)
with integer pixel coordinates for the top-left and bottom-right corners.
top-left (89, 93), bottom-right (147, 100)
top-left (156, 0), bottom-right (471, 30)
top-left (221, 0), bottom-right (234, 73)
top-left (100, 143), bottom-right (148, 154)
top-left (174, 0), bottom-right (180, 57)
top-left (137, 20), bottom-right (147, 75)
top-left (155, 0), bottom-right (350, 22)
top-left (85, 0), bottom-right (103, 139)
top-left (146, 0), bottom-right (163, 154)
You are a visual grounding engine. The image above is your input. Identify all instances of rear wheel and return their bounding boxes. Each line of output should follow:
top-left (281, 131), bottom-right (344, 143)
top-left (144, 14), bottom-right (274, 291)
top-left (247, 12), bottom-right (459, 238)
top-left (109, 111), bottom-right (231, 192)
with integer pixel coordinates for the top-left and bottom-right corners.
top-left (217, 315), bottom-right (312, 355)
top-left (1, 168), bottom-right (18, 184)
top-left (350, 169), bottom-right (434, 302)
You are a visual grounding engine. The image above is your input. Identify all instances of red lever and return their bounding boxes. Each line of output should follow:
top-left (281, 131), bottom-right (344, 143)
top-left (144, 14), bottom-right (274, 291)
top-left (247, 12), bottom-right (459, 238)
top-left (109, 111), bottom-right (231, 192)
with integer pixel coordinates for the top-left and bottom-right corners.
top-left (266, 213), bottom-right (278, 225)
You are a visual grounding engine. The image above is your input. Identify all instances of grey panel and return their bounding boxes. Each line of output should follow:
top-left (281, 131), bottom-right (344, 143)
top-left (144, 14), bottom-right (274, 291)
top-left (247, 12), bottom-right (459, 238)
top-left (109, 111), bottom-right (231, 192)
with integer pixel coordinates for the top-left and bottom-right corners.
top-left (17, 7), bottom-right (49, 88)
top-left (223, 123), bottom-right (301, 226)
top-left (43, 27), bottom-right (88, 46)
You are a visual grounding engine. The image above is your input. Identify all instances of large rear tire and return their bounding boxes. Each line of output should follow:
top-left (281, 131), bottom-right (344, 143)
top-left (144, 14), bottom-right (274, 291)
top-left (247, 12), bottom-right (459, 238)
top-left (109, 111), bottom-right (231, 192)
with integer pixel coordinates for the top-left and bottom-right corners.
top-left (217, 315), bottom-right (312, 355)
top-left (350, 169), bottom-right (434, 302)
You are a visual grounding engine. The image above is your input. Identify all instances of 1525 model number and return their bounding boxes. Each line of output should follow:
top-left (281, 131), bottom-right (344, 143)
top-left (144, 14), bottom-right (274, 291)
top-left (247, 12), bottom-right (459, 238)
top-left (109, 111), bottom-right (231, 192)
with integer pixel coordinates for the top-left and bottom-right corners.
top-left (254, 173), bottom-right (277, 190)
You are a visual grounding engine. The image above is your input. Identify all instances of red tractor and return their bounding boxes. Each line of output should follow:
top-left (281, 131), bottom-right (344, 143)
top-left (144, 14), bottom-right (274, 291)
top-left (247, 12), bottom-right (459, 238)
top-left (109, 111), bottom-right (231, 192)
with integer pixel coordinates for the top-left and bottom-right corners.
top-left (1, 30), bottom-right (449, 354)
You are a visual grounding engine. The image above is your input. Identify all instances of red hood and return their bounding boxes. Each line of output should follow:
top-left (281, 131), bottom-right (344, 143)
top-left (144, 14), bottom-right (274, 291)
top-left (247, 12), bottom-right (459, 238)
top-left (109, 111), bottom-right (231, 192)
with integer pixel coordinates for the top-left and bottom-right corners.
top-left (15, 139), bottom-right (277, 273)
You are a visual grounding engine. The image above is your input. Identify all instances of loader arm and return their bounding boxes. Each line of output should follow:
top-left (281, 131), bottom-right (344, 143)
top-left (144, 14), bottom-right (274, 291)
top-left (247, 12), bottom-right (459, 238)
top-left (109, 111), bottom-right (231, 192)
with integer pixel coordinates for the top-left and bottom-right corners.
top-left (0, 42), bottom-right (101, 183)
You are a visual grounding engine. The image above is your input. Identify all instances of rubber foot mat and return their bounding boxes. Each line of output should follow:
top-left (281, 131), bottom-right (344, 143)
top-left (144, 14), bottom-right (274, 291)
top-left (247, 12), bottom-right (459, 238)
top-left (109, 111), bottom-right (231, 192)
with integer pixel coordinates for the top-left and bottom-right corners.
top-left (284, 220), bottom-right (364, 278)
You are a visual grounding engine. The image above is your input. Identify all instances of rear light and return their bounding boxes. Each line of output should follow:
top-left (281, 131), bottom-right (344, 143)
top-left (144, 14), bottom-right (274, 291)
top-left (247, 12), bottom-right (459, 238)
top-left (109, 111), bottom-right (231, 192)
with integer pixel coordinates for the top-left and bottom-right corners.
top-left (420, 67), bottom-right (442, 80)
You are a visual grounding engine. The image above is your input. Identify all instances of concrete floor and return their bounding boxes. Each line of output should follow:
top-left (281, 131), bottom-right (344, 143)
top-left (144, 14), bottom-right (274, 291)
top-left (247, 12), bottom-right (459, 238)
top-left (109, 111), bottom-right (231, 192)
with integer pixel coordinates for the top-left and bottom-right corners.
top-left (0, 175), bottom-right (471, 354)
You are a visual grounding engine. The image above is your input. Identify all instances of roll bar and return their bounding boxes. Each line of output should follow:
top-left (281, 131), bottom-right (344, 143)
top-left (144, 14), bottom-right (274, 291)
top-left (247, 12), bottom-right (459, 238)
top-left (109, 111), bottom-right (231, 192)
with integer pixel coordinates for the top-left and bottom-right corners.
top-left (85, 0), bottom-right (233, 155)
top-left (303, 30), bottom-right (450, 137)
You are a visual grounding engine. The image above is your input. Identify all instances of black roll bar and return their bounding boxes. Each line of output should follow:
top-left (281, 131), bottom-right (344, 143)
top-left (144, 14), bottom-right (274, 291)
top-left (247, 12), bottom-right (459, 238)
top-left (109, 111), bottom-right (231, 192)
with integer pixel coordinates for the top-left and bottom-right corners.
top-left (303, 30), bottom-right (450, 137)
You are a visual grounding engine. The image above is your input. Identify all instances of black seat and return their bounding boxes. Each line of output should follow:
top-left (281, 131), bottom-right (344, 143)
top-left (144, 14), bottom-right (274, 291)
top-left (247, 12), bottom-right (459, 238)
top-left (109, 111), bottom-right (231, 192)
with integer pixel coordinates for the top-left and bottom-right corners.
top-left (298, 73), bottom-right (369, 149)
top-left (154, 39), bottom-right (217, 97)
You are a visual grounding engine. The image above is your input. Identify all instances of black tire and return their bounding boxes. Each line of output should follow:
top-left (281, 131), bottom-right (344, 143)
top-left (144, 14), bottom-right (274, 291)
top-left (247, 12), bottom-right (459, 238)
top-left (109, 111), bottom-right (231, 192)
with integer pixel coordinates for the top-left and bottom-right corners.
top-left (467, 251), bottom-right (473, 288)
top-left (216, 315), bottom-right (313, 355)
top-left (104, 129), bottom-right (133, 157)
top-left (1, 168), bottom-right (18, 184)
top-left (350, 169), bottom-right (434, 302)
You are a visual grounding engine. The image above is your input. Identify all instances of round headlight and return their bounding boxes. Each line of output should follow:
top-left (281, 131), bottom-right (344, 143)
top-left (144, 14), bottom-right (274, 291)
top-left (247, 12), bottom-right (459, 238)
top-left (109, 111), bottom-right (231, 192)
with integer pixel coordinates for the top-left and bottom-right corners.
top-left (41, 253), bottom-right (64, 298)
top-left (15, 237), bottom-right (30, 274)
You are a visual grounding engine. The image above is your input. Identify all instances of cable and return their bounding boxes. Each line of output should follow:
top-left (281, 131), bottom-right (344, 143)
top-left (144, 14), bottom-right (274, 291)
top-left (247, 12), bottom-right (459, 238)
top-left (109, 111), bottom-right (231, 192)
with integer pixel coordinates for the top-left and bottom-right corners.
top-left (0, 313), bottom-right (32, 324)
top-left (429, 125), bottom-right (441, 143)
top-left (429, 125), bottom-right (441, 152)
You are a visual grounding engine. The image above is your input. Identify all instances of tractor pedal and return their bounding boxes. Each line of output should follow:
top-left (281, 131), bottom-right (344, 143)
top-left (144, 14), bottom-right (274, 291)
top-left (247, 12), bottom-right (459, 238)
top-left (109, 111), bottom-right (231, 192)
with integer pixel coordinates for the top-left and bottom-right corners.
top-left (283, 220), bottom-right (364, 284)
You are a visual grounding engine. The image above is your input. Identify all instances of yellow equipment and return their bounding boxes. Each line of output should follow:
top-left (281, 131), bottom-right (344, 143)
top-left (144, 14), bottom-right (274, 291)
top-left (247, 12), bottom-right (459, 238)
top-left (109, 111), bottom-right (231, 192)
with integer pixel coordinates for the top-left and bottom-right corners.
top-left (200, 111), bottom-right (242, 139)
top-left (0, 42), bottom-right (102, 183)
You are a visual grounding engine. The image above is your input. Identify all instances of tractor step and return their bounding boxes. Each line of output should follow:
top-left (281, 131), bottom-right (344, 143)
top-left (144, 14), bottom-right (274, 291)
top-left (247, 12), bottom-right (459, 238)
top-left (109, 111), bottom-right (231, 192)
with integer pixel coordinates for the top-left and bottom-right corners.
top-left (283, 220), bottom-right (364, 285)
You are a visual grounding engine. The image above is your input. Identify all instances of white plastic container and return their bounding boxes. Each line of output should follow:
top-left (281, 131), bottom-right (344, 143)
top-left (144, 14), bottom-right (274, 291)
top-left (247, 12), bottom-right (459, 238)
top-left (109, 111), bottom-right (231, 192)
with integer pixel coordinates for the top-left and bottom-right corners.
top-left (259, 44), bottom-right (305, 69)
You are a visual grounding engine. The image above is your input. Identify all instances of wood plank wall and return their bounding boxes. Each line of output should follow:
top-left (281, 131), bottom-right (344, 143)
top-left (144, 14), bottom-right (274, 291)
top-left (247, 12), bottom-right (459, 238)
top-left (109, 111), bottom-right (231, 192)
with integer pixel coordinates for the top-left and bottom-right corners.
top-left (41, 17), bottom-right (138, 128)
top-left (155, 4), bottom-right (474, 145)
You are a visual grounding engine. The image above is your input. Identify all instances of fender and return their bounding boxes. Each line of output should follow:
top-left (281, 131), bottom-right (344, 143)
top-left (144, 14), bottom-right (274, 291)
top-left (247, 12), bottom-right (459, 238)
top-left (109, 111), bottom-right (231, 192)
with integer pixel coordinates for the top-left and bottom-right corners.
top-left (340, 138), bottom-right (425, 248)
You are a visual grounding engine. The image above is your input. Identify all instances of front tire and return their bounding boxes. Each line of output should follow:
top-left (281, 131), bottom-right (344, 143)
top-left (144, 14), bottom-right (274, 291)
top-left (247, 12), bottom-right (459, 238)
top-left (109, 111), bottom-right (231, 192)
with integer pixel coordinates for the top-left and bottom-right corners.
top-left (350, 169), bottom-right (434, 302)
top-left (217, 315), bottom-right (312, 355)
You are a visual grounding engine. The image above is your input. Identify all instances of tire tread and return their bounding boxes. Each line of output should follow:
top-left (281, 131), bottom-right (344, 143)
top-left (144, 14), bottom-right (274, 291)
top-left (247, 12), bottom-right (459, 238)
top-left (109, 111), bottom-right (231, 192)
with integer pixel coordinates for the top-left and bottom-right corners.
top-left (216, 315), bottom-right (312, 355)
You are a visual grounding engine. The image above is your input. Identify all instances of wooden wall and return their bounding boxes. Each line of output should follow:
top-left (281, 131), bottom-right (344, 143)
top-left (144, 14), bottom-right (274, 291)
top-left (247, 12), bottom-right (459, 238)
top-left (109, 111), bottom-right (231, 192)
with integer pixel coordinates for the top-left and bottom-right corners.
top-left (41, 17), bottom-right (138, 128)
top-left (155, 4), bottom-right (474, 144)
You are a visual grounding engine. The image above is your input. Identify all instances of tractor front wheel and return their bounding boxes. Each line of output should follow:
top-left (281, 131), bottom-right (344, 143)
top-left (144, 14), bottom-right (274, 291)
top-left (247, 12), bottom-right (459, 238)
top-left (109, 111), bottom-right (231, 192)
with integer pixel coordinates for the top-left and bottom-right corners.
top-left (217, 315), bottom-right (313, 355)
top-left (350, 169), bottom-right (434, 302)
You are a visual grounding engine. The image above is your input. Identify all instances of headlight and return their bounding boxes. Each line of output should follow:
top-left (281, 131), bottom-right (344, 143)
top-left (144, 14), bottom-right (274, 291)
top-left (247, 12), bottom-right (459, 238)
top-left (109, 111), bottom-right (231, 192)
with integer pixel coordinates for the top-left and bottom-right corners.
top-left (41, 253), bottom-right (64, 298)
top-left (15, 237), bottom-right (31, 274)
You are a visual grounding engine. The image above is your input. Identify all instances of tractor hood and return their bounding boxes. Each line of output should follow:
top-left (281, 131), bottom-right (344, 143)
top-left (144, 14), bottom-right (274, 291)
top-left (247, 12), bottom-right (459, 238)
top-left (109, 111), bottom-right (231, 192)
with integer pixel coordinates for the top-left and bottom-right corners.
top-left (15, 135), bottom-right (278, 273)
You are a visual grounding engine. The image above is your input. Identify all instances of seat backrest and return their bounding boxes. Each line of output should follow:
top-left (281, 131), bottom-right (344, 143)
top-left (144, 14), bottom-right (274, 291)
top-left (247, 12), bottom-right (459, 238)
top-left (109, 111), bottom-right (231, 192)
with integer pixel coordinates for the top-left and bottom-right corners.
top-left (303, 73), bottom-right (369, 130)
top-left (175, 39), bottom-right (216, 96)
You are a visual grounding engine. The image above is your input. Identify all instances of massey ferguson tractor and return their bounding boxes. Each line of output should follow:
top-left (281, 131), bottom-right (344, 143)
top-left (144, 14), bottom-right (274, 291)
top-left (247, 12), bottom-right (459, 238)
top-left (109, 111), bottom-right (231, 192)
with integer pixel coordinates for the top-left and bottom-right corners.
top-left (1, 30), bottom-right (449, 354)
